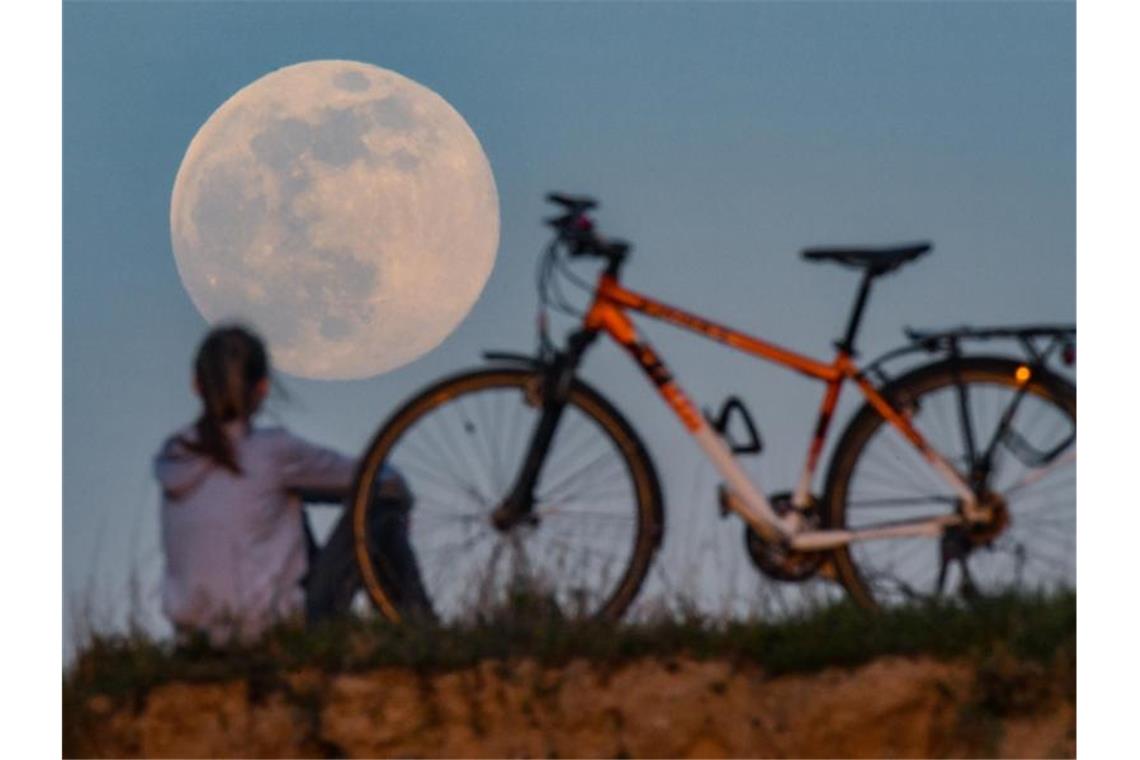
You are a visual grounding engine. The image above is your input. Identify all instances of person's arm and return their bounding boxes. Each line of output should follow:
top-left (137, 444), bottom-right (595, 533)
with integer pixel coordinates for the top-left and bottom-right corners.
top-left (275, 430), bottom-right (407, 503)
top-left (276, 431), bottom-right (356, 503)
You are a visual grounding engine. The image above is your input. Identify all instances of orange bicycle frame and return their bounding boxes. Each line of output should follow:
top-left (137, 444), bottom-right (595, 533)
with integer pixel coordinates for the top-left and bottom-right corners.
top-left (582, 273), bottom-right (977, 547)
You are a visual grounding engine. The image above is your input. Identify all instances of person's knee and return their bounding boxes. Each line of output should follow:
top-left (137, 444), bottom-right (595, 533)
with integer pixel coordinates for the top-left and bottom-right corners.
top-left (374, 468), bottom-right (413, 506)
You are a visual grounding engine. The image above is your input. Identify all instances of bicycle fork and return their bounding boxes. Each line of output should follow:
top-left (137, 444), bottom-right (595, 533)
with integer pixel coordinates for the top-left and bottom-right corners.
top-left (490, 330), bottom-right (599, 531)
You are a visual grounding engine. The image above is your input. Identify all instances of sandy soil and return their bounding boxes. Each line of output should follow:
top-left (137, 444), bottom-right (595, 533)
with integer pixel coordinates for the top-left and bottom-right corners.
top-left (69, 655), bottom-right (1075, 758)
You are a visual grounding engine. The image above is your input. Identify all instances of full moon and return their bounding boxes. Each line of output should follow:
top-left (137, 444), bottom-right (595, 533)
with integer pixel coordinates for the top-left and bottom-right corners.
top-left (170, 60), bottom-right (499, 379)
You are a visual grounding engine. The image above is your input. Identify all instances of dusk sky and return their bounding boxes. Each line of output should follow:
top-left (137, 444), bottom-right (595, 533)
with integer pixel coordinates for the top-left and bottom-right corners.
top-left (63, 1), bottom-right (1074, 647)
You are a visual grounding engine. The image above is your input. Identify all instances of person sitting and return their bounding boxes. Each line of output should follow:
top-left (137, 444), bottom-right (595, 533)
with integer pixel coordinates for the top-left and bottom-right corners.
top-left (153, 324), bottom-right (429, 645)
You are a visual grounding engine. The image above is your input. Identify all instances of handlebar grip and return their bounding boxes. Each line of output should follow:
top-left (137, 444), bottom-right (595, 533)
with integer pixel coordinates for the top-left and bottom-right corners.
top-left (542, 193), bottom-right (630, 263)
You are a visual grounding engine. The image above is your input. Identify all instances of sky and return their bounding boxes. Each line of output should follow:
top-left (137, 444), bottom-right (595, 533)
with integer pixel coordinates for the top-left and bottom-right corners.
top-left (63, 1), bottom-right (1074, 648)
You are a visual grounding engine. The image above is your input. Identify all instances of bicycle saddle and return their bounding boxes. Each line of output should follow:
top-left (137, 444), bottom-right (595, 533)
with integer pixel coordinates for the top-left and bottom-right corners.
top-left (801, 242), bottom-right (932, 275)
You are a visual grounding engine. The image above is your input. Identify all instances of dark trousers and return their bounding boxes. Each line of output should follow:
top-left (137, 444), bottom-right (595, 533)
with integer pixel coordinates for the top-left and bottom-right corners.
top-left (302, 488), bottom-right (432, 623)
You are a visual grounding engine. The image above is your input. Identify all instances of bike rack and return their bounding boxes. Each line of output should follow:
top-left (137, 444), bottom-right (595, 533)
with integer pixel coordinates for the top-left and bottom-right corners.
top-left (862, 324), bottom-right (1076, 387)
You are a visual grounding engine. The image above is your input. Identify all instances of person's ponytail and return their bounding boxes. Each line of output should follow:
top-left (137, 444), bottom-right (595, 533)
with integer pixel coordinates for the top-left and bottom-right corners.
top-left (182, 325), bottom-right (269, 474)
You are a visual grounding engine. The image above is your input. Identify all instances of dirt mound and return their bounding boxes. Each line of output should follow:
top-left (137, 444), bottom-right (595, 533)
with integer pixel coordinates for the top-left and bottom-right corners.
top-left (68, 654), bottom-right (1074, 758)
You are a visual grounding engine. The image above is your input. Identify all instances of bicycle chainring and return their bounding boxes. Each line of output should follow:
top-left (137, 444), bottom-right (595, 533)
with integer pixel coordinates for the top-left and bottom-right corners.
top-left (744, 492), bottom-right (826, 582)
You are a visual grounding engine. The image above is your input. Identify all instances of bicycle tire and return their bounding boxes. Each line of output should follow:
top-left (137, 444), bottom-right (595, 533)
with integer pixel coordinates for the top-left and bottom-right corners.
top-left (351, 366), bottom-right (665, 622)
top-left (824, 356), bottom-right (1076, 609)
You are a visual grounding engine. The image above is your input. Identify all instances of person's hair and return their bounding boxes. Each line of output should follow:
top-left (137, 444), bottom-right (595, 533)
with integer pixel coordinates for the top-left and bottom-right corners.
top-left (182, 325), bottom-right (269, 474)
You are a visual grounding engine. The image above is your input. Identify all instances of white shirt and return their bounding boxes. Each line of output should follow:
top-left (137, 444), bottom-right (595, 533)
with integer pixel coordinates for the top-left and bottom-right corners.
top-left (153, 422), bottom-right (381, 644)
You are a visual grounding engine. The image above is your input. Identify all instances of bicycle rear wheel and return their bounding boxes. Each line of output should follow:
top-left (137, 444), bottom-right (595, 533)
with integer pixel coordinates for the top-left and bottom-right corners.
top-left (351, 366), bottom-right (664, 622)
top-left (825, 356), bottom-right (1076, 609)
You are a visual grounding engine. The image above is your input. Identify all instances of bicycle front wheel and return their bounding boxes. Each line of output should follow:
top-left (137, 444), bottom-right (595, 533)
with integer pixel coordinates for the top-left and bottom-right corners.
top-left (351, 366), bottom-right (664, 623)
top-left (825, 356), bottom-right (1076, 609)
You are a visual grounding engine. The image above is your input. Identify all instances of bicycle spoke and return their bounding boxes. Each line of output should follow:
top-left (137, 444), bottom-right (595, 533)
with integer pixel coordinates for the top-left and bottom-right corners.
top-left (1001, 450), bottom-right (1076, 499)
top-left (539, 453), bottom-right (628, 506)
top-left (419, 411), bottom-right (492, 506)
top-left (393, 455), bottom-right (486, 508)
top-left (536, 502), bottom-right (638, 521)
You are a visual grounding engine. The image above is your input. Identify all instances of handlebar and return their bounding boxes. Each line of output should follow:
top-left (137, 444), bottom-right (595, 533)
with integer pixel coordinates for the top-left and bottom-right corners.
top-left (544, 192), bottom-right (631, 267)
top-left (546, 192), bottom-right (597, 213)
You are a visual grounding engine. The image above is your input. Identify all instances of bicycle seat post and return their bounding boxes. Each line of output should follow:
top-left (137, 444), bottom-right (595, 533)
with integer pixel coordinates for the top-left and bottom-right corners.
top-left (836, 270), bottom-right (876, 355)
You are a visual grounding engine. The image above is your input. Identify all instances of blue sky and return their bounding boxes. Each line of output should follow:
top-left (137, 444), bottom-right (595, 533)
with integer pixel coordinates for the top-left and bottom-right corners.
top-left (63, 1), bottom-right (1074, 643)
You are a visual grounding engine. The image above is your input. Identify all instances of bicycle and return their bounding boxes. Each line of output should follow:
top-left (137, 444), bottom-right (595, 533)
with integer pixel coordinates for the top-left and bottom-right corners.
top-left (350, 193), bottom-right (1076, 622)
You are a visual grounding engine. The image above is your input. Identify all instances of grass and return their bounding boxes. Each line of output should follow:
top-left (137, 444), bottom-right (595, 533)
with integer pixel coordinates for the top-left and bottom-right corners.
top-left (64, 589), bottom-right (1075, 707)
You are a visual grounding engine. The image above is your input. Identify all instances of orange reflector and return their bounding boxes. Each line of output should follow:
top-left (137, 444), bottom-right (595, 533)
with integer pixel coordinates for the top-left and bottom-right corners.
top-left (1015, 365), bottom-right (1032, 383)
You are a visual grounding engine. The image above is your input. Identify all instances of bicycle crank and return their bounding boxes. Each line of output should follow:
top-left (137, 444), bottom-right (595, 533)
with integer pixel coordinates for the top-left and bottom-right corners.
top-left (744, 492), bottom-right (827, 582)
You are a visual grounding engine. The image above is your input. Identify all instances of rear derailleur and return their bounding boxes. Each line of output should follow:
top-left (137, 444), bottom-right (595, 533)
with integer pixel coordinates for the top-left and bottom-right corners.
top-left (936, 490), bottom-right (1012, 597)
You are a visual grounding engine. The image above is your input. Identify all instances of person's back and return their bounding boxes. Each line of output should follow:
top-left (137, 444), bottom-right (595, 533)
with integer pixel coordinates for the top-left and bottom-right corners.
top-left (156, 423), bottom-right (357, 643)
top-left (154, 325), bottom-right (427, 645)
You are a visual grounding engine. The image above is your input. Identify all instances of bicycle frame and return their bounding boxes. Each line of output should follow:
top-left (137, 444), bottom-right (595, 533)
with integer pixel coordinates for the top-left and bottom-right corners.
top-left (581, 273), bottom-right (979, 550)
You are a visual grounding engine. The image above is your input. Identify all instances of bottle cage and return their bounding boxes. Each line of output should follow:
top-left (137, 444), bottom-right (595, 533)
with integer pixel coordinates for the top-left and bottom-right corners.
top-left (705, 396), bottom-right (763, 455)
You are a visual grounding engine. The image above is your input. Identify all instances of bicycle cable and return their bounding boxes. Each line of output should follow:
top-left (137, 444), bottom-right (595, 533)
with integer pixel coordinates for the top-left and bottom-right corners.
top-left (534, 239), bottom-right (584, 351)
top-left (535, 233), bottom-right (620, 357)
